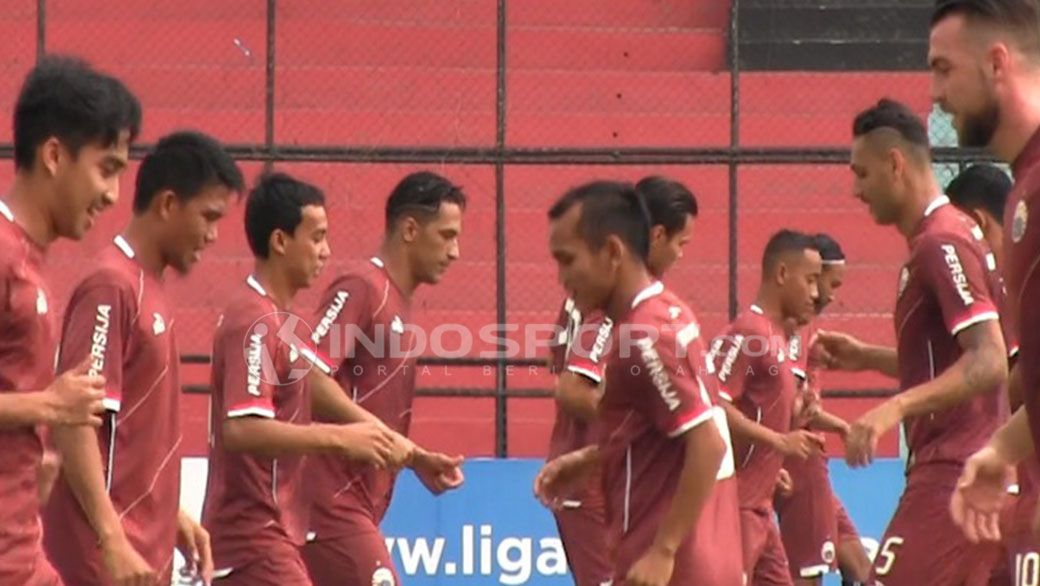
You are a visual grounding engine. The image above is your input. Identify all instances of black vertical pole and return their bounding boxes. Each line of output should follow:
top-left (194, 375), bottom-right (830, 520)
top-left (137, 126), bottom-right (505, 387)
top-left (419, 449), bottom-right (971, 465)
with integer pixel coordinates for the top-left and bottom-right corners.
top-left (264, 0), bottom-right (276, 172)
top-left (728, 0), bottom-right (741, 321)
top-left (494, 0), bottom-right (508, 458)
top-left (36, 0), bottom-right (46, 62)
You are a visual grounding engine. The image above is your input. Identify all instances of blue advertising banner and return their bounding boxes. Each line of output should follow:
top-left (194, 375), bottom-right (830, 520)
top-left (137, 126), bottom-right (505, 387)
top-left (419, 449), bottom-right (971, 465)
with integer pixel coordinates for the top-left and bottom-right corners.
top-left (178, 458), bottom-right (908, 585)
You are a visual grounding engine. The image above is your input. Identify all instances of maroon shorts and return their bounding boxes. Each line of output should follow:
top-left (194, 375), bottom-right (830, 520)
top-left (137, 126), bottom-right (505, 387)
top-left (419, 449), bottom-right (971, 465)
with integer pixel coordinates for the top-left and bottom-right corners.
top-left (554, 503), bottom-right (613, 586)
top-left (741, 508), bottom-right (793, 586)
top-left (988, 482), bottom-right (1040, 585)
top-left (775, 452), bottom-right (839, 579)
top-left (301, 528), bottom-right (399, 586)
top-left (213, 539), bottom-right (310, 586)
top-left (869, 462), bottom-right (999, 586)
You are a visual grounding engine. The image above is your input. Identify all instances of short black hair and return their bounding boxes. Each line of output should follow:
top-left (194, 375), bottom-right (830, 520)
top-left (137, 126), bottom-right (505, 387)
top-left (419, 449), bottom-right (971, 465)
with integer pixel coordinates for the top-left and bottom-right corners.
top-left (813, 233), bottom-right (847, 264)
top-left (245, 172), bottom-right (326, 259)
top-left (14, 55), bottom-right (141, 170)
top-left (548, 180), bottom-right (651, 263)
top-left (635, 176), bottom-right (698, 236)
top-left (385, 171), bottom-right (467, 233)
top-left (932, 0), bottom-right (1040, 57)
top-left (945, 164), bottom-right (1012, 224)
top-left (762, 229), bottom-right (818, 273)
top-left (852, 98), bottom-right (931, 155)
top-left (133, 131), bottom-right (244, 214)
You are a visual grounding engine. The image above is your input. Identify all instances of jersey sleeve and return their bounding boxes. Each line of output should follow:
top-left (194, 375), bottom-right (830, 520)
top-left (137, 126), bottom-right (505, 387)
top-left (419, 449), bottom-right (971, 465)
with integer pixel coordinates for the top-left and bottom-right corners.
top-left (709, 324), bottom-right (763, 403)
top-left (627, 327), bottom-right (715, 439)
top-left (916, 233), bottom-right (1000, 336)
top-left (56, 277), bottom-right (132, 412)
top-left (564, 313), bottom-right (613, 384)
top-left (308, 275), bottom-right (374, 376)
top-left (220, 311), bottom-right (281, 419)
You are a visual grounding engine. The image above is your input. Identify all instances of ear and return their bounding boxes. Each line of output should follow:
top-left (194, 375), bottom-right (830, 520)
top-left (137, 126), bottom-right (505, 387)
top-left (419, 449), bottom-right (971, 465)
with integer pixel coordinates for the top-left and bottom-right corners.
top-left (775, 261), bottom-right (789, 287)
top-left (970, 209), bottom-right (989, 233)
top-left (604, 234), bottom-right (625, 268)
top-left (269, 229), bottom-right (289, 257)
top-left (989, 42), bottom-right (1011, 79)
top-left (648, 224), bottom-right (667, 246)
top-left (155, 190), bottom-right (179, 220)
top-left (401, 217), bottom-right (420, 244)
top-left (40, 137), bottom-right (63, 177)
top-left (889, 147), bottom-right (906, 179)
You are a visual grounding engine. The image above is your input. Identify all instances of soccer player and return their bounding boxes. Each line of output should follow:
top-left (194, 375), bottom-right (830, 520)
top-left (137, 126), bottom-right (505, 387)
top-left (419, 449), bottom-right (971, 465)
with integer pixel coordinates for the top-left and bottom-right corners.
top-left (535, 180), bottom-right (743, 586)
top-left (545, 175), bottom-right (696, 586)
top-left (301, 171), bottom-right (468, 586)
top-left (202, 173), bottom-right (398, 585)
top-left (945, 163), bottom-right (1039, 584)
top-left (41, 132), bottom-right (243, 586)
top-left (710, 229), bottom-right (825, 586)
top-left (0, 56), bottom-right (140, 584)
top-left (817, 98), bottom-right (1009, 585)
top-left (775, 233), bottom-right (872, 586)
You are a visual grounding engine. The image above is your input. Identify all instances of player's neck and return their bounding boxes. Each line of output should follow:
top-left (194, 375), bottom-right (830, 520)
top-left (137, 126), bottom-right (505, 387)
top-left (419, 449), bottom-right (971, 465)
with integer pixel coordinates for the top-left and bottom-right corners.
top-left (606, 267), bottom-right (653, 322)
top-left (896, 176), bottom-right (941, 239)
top-left (122, 219), bottom-right (166, 279)
top-left (377, 241), bottom-right (418, 298)
top-left (751, 291), bottom-right (785, 328)
top-left (4, 173), bottom-right (57, 248)
top-left (251, 262), bottom-right (298, 310)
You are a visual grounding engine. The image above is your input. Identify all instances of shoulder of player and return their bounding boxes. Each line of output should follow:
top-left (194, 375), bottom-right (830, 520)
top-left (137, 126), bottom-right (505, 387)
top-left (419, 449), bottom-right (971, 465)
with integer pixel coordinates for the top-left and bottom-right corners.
top-left (325, 270), bottom-right (378, 301)
top-left (722, 310), bottom-right (769, 337)
top-left (70, 267), bottom-right (138, 305)
top-left (911, 225), bottom-right (979, 260)
top-left (217, 290), bottom-right (276, 334)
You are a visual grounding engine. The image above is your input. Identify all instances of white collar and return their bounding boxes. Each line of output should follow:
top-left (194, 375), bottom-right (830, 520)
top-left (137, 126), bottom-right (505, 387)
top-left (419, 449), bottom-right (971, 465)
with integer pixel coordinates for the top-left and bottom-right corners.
top-left (750, 304), bottom-right (764, 315)
top-left (0, 200), bottom-right (13, 223)
top-left (631, 281), bottom-right (664, 309)
top-left (113, 235), bottom-right (136, 259)
top-left (246, 274), bottom-right (268, 297)
top-left (924, 195), bottom-right (950, 218)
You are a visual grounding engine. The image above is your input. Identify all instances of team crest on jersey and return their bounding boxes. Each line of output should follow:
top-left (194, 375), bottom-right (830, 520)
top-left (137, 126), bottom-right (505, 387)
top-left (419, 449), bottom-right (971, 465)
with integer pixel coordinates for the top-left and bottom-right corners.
top-left (668, 305), bottom-right (682, 320)
top-left (391, 315), bottom-right (405, 334)
top-left (152, 312), bottom-right (166, 336)
top-left (372, 567), bottom-right (395, 586)
top-left (1013, 199), bottom-right (1029, 243)
top-left (788, 334), bottom-right (802, 362)
top-left (897, 266), bottom-right (910, 298)
top-left (822, 540), bottom-right (836, 564)
top-left (35, 288), bottom-right (48, 315)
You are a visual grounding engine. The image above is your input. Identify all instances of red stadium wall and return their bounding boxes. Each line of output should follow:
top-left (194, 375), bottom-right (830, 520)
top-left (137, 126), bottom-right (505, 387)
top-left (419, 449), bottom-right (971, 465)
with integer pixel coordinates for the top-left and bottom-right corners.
top-left (0, 0), bottom-right (928, 460)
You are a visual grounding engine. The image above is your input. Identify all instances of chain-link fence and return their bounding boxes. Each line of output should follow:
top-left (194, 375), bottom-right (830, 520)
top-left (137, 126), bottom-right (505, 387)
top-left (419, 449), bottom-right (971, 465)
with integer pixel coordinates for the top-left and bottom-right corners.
top-left (0, 0), bottom-right (999, 456)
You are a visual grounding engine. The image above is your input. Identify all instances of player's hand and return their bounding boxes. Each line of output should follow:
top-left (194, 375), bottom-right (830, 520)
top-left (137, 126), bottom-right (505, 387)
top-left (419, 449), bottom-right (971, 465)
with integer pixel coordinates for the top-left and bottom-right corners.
top-left (533, 450), bottom-right (594, 509)
top-left (815, 330), bottom-right (868, 371)
top-left (777, 429), bottom-right (825, 459)
top-left (413, 450), bottom-right (465, 495)
top-left (332, 422), bottom-right (397, 468)
top-left (776, 468), bottom-right (794, 498)
top-left (844, 401), bottom-right (901, 468)
top-left (176, 510), bottom-right (213, 585)
top-left (101, 533), bottom-right (156, 586)
top-left (626, 544), bottom-right (675, 586)
top-left (951, 445), bottom-right (1013, 543)
top-left (388, 431), bottom-right (416, 470)
top-left (44, 356), bottom-right (106, 426)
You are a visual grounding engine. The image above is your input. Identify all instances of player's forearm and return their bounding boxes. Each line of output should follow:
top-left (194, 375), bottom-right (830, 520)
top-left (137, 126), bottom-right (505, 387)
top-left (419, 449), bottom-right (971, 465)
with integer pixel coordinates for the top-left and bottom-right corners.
top-left (809, 409), bottom-right (849, 436)
top-left (989, 407), bottom-right (1035, 465)
top-left (650, 421), bottom-right (725, 555)
top-left (721, 401), bottom-right (783, 451)
top-left (308, 370), bottom-right (380, 425)
top-left (893, 345), bottom-right (1007, 420)
top-left (862, 344), bottom-right (899, 378)
top-left (0, 391), bottom-right (54, 428)
top-left (222, 417), bottom-right (342, 457)
top-left (51, 424), bottom-right (125, 544)
top-left (554, 373), bottom-right (600, 422)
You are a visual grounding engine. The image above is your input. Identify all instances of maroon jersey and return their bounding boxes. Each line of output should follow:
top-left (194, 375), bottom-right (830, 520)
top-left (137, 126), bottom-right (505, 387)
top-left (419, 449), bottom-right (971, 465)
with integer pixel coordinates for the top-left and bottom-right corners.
top-left (711, 305), bottom-right (799, 512)
top-left (1007, 128), bottom-right (1040, 468)
top-left (202, 275), bottom-right (312, 572)
top-left (43, 236), bottom-right (182, 584)
top-left (0, 201), bottom-right (59, 583)
top-left (306, 257), bottom-right (417, 538)
top-left (547, 297), bottom-right (612, 507)
top-left (895, 197), bottom-right (1006, 468)
top-left (597, 281), bottom-right (743, 585)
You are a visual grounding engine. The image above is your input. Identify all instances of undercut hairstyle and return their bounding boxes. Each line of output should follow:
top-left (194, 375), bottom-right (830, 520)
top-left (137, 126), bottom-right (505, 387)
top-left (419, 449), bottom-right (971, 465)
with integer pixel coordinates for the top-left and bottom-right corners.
top-left (548, 180), bottom-right (651, 263)
top-left (133, 131), bottom-right (244, 214)
top-left (945, 163), bottom-right (1012, 224)
top-left (385, 171), bottom-right (467, 233)
top-left (635, 176), bottom-right (699, 236)
top-left (852, 98), bottom-right (932, 162)
top-left (932, 0), bottom-right (1040, 58)
top-left (762, 229), bottom-right (818, 274)
top-left (14, 55), bottom-right (142, 170)
top-left (813, 233), bottom-right (847, 265)
top-left (245, 172), bottom-right (326, 259)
